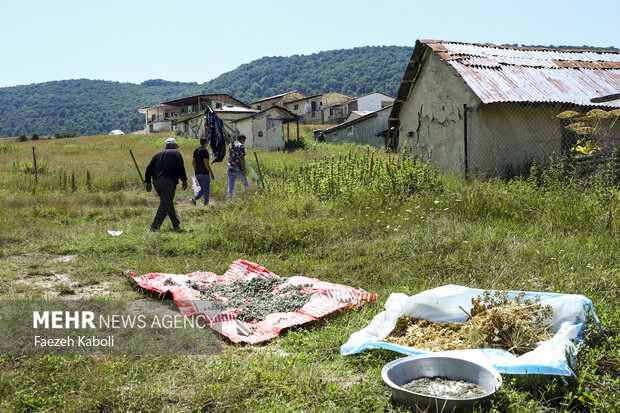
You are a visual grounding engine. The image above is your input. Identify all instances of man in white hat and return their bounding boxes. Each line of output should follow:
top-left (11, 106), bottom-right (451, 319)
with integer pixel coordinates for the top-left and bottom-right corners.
top-left (144, 137), bottom-right (188, 232)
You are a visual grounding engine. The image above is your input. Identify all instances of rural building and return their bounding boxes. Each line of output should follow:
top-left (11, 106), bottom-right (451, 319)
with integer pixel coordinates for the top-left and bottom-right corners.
top-left (346, 111), bottom-right (372, 122)
top-left (173, 105), bottom-right (257, 139)
top-left (250, 91), bottom-right (306, 111)
top-left (314, 105), bottom-right (392, 149)
top-left (346, 92), bottom-right (395, 113)
top-left (388, 40), bottom-right (620, 176)
top-left (139, 94), bottom-right (250, 133)
top-left (284, 92), bottom-right (352, 124)
top-left (233, 106), bottom-right (299, 150)
top-left (284, 94), bottom-right (322, 123)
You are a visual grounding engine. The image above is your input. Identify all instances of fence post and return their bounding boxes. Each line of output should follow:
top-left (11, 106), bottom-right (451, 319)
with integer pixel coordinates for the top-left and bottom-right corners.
top-left (463, 104), bottom-right (469, 178)
top-left (32, 146), bottom-right (38, 183)
top-left (254, 152), bottom-right (265, 190)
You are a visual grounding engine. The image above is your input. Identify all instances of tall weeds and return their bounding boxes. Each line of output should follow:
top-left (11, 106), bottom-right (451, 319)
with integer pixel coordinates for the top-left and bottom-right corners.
top-left (268, 148), bottom-right (441, 204)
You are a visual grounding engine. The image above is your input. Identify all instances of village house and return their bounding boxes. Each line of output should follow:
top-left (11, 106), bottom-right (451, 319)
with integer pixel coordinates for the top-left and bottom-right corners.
top-left (138, 94), bottom-right (250, 133)
top-left (250, 91), bottom-right (306, 111)
top-left (233, 106), bottom-right (299, 150)
top-left (284, 91), bottom-right (352, 124)
top-left (173, 105), bottom-right (257, 140)
top-left (314, 104), bottom-right (393, 149)
top-left (346, 91), bottom-right (395, 114)
top-left (388, 40), bottom-right (620, 176)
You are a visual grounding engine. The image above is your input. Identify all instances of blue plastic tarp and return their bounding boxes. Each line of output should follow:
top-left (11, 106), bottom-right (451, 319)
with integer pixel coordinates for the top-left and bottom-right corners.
top-left (341, 284), bottom-right (601, 376)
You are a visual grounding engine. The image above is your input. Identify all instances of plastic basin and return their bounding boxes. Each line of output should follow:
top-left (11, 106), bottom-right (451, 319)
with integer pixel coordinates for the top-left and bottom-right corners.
top-left (381, 354), bottom-right (502, 412)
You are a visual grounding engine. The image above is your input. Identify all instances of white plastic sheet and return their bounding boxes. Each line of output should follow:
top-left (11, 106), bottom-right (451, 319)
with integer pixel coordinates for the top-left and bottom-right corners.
top-left (341, 285), bottom-right (601, 376)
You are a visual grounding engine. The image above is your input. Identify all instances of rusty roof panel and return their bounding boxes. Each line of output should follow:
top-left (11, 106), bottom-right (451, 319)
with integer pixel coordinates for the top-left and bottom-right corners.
top-left (426, 42), bottom-right (448, 53)
top-left (418, 41), bottom-right (620, 108)
top-left (441, 42), bottom-right (620, 62)
top-left (449, 61), bottom-right (620, 107)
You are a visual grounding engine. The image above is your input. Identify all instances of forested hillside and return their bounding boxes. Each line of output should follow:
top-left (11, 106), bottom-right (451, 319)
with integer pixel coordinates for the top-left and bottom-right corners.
top-left (0, 46), bottom-right (412, 137)
top-left (0, 80), bottom-right (203, 138)
top-left (4, 42), bottom-right (613, 138)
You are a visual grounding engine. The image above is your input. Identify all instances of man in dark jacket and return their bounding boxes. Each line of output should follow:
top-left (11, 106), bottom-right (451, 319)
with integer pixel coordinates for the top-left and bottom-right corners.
top-left (145, 137), bottom-right (188, 232)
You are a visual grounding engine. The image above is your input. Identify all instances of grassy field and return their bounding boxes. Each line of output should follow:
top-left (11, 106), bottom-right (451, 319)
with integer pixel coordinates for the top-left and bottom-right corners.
top-left (0, 128), bottom-right (618, 412)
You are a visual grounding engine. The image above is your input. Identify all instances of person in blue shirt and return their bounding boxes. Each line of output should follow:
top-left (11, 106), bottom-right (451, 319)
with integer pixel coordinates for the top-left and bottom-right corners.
top-left (190, 137), bottom-right (215, 206)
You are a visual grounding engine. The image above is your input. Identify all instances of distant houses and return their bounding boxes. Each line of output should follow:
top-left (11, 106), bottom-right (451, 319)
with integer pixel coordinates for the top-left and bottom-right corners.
top-left (250, 91), bottom-right (306, 111)
top-left (136, 40), bottom-right (620, 163)
top-left (139, 94), bottom-right (251, 133)
top-left (388, 40), bottom-right (620, 176)
top-left (314, 105), bottom-right (393, 149)
top-left (138, 89), bottom-right (396, 150)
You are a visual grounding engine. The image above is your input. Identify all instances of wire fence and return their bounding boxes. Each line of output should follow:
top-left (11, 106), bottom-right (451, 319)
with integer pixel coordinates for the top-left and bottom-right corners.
top-left (464, 102), bottom-right (620, 178)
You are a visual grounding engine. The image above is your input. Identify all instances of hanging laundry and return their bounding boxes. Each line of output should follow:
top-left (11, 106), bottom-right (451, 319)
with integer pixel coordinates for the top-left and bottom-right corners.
top-left (204, 107), bottom-right (227, 163)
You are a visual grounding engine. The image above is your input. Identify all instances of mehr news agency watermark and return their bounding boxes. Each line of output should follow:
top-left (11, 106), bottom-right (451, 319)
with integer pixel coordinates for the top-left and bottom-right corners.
top-left (0, 300), bottom-right (222, 355)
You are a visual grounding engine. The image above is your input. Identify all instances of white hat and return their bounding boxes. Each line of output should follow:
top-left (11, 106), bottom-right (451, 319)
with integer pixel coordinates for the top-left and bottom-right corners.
top-left (165, 137), bottom-right (178, 146)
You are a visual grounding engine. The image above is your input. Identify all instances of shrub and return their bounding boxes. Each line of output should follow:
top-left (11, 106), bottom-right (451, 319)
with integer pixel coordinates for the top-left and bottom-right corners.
top-left (0, 144), bottom-right (19, 153)
top-left (283, 139), bottom-right (307, 152)
top-left (31, 133), bottom-right (39, 140)
top-left (12, 160), bottom-right (49, 174)
top-left (18, 134), bottom-right (27, 142)
top-left (54, 131), bottom-right (77, 139)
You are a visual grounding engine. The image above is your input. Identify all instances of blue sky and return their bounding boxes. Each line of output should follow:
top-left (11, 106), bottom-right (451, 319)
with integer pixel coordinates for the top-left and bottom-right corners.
top-left (1, 0), bottom-right (618, 88)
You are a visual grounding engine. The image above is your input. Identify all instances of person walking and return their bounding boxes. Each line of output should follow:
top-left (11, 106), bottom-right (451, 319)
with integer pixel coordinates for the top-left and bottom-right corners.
top-left (191, 137), bottom-right (215, 206)
top-left (145, 137), bottom-right (188, 232)
top-left (227, 135), bottom-right (249, 201)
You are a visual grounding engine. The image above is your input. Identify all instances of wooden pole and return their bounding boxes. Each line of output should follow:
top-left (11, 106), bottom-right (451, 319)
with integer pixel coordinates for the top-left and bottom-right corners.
top-left (296, 118), bottom-right (300, 141)
top-left (32, 146), bottom-right (38, 183)
top-left (287, 122), bottom-right (290, 142)
top-left (254, 152), bottom-right (265, 190)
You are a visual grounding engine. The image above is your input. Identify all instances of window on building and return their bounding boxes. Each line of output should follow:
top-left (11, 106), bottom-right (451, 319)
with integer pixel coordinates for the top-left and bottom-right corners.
top-left (347, 126), bottom-right (353, 135)
top-left (257, 105), bottom-right (262, 110)
top-left (294, 104), bottom-right (299, 110)
top-left (330, 109), bottom-right (333, 116)
top-left (258, 131), bottom-right (263, 137)
top-left (216, 102), bottom-right (222, 109)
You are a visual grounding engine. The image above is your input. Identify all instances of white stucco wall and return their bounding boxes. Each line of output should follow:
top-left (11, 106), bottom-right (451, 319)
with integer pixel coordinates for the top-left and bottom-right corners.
top-left (357, 93), bottom-right (395, 111)
top-left (233, 113), bottom-right (286, 151)
top-left (252, 116), bottom-right (285, 150)
top-left (234, 119), bottom-right (254, 147)
top-left (398, 51), bottom-right (479, 173)
top-left (151, 121), bottom-right (172, 133)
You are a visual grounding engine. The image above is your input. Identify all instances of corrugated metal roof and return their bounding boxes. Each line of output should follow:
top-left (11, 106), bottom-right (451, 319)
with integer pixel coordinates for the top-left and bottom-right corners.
top-left (432, 41), bottom-right (620, 107)
top-left (250, 91), bottom-right (304, 104)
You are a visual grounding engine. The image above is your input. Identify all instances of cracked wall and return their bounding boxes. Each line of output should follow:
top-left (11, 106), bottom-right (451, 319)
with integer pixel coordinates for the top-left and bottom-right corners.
top-left (398, 52), bottom-right (480, 173)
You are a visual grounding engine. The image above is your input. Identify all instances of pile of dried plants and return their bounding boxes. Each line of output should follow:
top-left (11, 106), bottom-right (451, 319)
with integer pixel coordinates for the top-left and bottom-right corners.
top-left (383, 291), bottom-right (554, 355)
top-left (462, 290), bottom-right (553, 355)
top-left (383, 316), bottom-right (471, 351)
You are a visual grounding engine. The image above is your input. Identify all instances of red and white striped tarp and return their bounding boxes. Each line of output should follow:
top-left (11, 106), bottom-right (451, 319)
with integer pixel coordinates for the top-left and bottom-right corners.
top-left (125, 260), bottom-right (377, 344)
